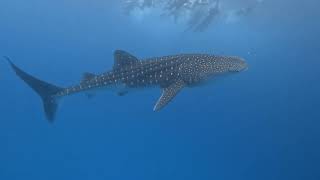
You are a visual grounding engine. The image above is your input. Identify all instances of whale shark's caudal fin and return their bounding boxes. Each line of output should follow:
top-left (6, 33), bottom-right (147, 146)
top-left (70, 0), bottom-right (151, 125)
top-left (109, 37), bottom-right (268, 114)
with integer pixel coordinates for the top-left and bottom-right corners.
top-left (5, 57), bottom-right (63, 122)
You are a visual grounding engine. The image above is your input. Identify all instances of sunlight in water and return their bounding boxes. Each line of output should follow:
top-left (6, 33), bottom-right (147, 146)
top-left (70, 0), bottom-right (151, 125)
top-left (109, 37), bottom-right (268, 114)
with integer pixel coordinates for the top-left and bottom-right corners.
top-left (123, 0), bottom-right (265, 31)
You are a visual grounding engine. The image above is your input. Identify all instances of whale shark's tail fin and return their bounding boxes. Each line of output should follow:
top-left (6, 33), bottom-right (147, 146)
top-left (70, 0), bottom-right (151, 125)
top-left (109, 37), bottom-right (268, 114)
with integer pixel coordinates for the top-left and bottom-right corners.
top-left (5, 57), bottom-right (63, 122)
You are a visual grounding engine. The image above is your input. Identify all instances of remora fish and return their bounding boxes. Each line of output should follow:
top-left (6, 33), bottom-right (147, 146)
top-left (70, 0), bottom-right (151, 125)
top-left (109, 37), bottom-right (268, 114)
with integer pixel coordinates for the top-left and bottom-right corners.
top-left (5, 50), bottom-right (248, 122)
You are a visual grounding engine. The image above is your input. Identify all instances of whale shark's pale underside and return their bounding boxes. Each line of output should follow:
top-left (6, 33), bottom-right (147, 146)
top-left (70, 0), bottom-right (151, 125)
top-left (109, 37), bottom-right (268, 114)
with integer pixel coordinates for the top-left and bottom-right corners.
top-left (6, 50), bottom-right (248, 122)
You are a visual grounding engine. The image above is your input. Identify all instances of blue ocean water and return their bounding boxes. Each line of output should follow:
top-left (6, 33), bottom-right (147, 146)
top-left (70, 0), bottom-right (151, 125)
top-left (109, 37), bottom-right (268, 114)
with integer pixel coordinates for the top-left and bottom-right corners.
top-left (0, 0), bottom-right (319, 179)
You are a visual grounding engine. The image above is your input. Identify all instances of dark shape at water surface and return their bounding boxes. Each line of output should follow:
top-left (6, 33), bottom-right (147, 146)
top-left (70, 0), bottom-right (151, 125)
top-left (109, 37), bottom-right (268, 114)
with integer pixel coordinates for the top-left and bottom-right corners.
top-left (188, 0), bottom-right (220, 32)
top-left (5, 50), bottom-right (247, 122)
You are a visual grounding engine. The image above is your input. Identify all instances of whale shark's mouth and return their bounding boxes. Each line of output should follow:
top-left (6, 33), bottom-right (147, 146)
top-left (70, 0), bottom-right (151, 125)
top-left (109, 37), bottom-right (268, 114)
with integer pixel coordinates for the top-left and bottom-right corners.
top-left (228, 62), bottom-right (248, 72)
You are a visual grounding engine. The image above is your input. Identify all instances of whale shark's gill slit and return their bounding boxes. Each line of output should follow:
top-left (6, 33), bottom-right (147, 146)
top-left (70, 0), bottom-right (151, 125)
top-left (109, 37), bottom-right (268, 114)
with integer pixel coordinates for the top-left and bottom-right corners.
top-left (5, 57), bottom-right (63, 122)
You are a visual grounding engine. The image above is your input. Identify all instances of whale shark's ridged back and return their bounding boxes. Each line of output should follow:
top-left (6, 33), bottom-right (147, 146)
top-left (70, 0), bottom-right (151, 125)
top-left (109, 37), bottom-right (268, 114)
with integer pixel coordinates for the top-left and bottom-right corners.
top-left (5, 57), bottom-right (63, 122)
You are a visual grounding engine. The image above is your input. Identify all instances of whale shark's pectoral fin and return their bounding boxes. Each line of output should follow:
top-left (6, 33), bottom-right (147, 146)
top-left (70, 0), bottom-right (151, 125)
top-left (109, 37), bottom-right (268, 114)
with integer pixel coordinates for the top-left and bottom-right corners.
top-left (154, 80), bottom-right (185, 111)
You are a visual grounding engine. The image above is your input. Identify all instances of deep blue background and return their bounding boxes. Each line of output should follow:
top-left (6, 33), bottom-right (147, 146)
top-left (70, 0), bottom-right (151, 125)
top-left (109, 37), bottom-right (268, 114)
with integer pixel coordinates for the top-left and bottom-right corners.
top-left (1, 0), bottom-right (319, 179)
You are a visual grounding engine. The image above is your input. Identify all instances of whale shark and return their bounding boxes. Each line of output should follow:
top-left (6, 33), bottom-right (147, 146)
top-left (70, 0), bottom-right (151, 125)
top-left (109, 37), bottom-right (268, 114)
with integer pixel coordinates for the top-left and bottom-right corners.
top-left (5, 50), bottom-right (248, 122)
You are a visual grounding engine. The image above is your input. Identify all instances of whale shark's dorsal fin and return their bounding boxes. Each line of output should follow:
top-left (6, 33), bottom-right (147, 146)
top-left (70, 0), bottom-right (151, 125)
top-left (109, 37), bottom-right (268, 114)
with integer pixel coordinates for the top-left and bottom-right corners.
top-left (81, 72), bottom-right (97, 98)
top-left (81, 72), bottom-right (96, 82)
top-left (113, 50), bottom-right (139, 70)
top-left (153, 79), bottom-right (185, 111)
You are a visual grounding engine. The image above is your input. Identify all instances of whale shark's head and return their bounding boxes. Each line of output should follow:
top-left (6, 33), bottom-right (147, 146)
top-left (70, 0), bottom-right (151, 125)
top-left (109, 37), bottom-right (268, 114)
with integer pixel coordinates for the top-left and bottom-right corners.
top-left (202, 55), bottom-right (248, 75)
top-left (225, 56), bottom-right (248, 72)
top-left (179, 54), bottom-right (248, 85)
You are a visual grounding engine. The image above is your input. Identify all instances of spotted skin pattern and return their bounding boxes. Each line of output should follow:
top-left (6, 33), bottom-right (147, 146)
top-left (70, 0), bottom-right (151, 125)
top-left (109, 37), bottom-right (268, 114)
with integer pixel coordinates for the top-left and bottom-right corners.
top-left (7, 50), bottom-right (248, 121)
top-left (55, 50), bottom-right (247, 111)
